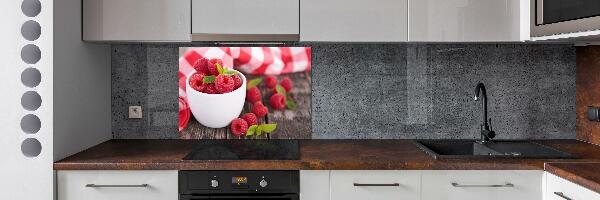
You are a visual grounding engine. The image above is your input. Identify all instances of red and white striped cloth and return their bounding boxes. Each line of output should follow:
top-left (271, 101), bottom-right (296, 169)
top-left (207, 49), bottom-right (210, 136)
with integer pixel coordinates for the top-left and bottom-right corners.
top-left (178, 47), bottom-right (311, 131)
top-left (179, 47), bottom-right (311, 99)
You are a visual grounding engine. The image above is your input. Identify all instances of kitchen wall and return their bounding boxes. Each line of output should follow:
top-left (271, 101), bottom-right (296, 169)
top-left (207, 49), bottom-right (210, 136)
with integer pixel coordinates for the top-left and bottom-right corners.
top-left (112, 43), bottom-right (576, 139)
top-left (576, 46), bottom-right (600, 145)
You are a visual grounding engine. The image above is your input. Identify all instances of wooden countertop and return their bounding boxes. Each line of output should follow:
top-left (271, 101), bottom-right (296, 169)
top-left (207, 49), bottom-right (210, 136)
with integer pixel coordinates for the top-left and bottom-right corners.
top-left (54, 139), bottom-right (600, 171)
top-left (545, 162), bottom-right (600, 194)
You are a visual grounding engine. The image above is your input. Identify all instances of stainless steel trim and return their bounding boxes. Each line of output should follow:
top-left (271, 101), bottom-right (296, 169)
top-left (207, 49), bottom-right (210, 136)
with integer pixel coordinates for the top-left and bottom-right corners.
top-left (191, 34), bottom-right (299, 42)
top-left (353, 183), bottom-right (400, 187)
top-left (451, 182), bottom-right (514, 188)
top-left (85, 184), bottom-right (149, 188)
top-left (536, 0), bottom-right (544, 25)
top-left (553, 192), bottom-right (574, 200)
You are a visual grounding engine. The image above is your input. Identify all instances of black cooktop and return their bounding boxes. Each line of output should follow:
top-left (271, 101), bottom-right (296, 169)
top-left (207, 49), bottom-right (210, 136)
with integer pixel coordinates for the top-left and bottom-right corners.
top-left (182, 140), bottom-right (300, 160)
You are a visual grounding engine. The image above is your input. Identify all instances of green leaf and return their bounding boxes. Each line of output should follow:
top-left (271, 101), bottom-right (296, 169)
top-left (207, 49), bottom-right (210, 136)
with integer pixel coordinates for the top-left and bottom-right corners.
top-left (247, 78), bottom-right (263, 89)
top-left (258, 124), bottom-right (277, 134)
top-left (286, 98), bottom-right (297, 110)
top-left (275, 85), bottom-right (286, 95)
top-left (203, 75), bottom-right (216, 83)
top-left (216, 63), bottom-right (225, 74)
top-left (224, 70), bottom-right (236, 75)
top-left (246, 125), bottom-right (258, 136)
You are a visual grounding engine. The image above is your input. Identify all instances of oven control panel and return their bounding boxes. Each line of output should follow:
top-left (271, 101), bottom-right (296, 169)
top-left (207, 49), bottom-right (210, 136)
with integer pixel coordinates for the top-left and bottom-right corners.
top-left (179, 170), bottom-right (299, 195)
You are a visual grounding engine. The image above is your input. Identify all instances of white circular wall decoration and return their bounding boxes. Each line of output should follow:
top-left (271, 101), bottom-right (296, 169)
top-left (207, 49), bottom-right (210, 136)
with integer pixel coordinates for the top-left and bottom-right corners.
top-left (20, 114), bottom-right (41, 134)
top-left (21, 20), bottom-right (41, 41)
top-left (21, 138), bottom-right (42, 157)
top-left (21, 68), bottom-right (41, 87)
top-left (21, 0), bottom-right (41, 17)
top-left (21, 91), bottom-right (41, 111)
top-left (21, 44), bottom-right (41, 64)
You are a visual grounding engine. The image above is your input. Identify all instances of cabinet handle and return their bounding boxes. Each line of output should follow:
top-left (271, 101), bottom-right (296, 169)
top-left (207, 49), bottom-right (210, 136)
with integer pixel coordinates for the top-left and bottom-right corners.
top-left (353, 183), bottom-right (400, 187)
top-left (85, 184), bottom-right (149, 188)
top-left (553, 192), bottom-right (573, 200)
top-left (451, 182), bottom-right (514, 188)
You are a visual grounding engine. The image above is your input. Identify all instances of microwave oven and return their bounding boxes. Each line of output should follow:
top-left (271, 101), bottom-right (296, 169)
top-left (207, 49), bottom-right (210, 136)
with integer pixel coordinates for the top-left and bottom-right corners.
top-left (531, 0), bottom-right (600, 37)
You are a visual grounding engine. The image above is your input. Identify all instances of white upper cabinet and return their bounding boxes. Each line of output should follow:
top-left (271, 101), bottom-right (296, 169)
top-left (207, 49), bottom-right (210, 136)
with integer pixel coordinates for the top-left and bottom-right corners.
top-left (300, 0), bottom-right (408, 42)
top-left (82, 0), bottom-right (191, 41)
top-left (409, 0), bottom-right (530, 42)
top-left (192, 0), bottom-right (299, 41)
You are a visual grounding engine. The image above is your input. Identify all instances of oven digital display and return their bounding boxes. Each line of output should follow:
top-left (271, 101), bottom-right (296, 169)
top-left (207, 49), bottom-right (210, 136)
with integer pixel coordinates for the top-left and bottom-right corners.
top-left (232, 176), bottom-right (248, 185)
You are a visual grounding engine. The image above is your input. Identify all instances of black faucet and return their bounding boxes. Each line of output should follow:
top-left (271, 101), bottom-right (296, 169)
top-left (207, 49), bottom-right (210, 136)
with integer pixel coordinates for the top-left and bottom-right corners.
top-left (474, 83), bottom-right (495, 143)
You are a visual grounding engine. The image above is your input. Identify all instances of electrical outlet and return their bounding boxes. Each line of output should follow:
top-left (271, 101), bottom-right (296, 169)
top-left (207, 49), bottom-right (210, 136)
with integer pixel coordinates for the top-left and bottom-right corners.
top-left (129, 106), bottom-right (143, 119)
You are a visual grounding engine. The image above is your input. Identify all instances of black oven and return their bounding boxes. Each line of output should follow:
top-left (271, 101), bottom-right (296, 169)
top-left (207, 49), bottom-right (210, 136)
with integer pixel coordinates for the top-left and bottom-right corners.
top-left (179, 171), bottom-right (299, 200)
top-left (532, 0), bottom-right (600, 37)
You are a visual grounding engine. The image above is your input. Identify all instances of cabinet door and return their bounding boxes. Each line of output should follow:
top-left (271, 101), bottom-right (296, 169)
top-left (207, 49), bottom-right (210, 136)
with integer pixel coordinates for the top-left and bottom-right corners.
top-left (409, 0), bottom-right (529, 41)
top-left (300, 0), bottom-right (408, 42)
top-left (545, 172), bottom-right (600, 200)
top-left (57, 170), bottom-right (178, 200)
top-left (191, 0), bottom-right (299, 41)
top-left (330, 170), bottom-right (420, 200)
top-left (421, 170), bottom-right (543, 200)
top-left (83, 0), bottom-right (191, 41)
top-left (300, 170), bottom-right (330, 200)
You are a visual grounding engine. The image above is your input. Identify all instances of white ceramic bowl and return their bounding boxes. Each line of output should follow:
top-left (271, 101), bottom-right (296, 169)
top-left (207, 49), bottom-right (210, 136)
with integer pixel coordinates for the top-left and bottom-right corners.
top-left (186, 71), bottom-right (246, 128)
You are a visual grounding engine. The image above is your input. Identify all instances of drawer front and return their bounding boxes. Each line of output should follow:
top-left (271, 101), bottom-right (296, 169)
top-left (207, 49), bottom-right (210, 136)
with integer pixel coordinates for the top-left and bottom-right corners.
top-left (545, 173), bottom-right (600, 200)
top-left (57, 170), bottom-right (178, 200)
top-left (422, 170), bottom-right (543, 200)
top-left (330, 170), bottom-right (420, 200)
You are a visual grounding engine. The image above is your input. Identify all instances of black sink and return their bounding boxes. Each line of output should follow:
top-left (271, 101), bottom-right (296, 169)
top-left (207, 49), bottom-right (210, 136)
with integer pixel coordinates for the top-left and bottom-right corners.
top-left (413, 140), bottom-right (577, 160)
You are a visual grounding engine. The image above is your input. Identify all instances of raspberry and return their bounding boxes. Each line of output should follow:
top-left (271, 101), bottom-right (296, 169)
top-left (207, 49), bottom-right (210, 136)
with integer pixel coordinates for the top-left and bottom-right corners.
top-left (252, 101), bottom-right (269, 117)
top-left (193, 58), bottom-right (209, 74)
top-left (233, 74), bottom-right (242, 90)
top-left (265, 76), bottom-right (277, 89)
top-left (270, 93), bottom-right (286, 110)
top-left (241, 113), bottom-right (258, 126)
top-left (189, 73), bottom-right (206, 92)
top-left (215, 74), bottom-right (235, 94)
top-left (280, 77), bottom-right (293, 92)
top-left (204, 84), bottom-right (218, 94)
top-left (246, 87), bottom-right (262, 103)
top-left (208, 58), bottom-right (223, 75)
top-left (231, 118), bottom-right (248, 137)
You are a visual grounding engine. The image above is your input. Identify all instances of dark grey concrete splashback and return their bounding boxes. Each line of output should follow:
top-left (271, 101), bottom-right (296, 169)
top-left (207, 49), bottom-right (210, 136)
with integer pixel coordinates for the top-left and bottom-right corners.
top-left (112, 43), bottom-right (576, 139)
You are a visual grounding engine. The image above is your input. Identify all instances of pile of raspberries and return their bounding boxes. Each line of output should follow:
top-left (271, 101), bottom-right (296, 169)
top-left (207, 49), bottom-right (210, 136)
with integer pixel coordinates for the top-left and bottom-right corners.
top-left (189, 58), bottom-right (242, 94)
top-left (247, 76), bottom-right (293, 110)
top-left (230, 76), bottom-right (294, 136)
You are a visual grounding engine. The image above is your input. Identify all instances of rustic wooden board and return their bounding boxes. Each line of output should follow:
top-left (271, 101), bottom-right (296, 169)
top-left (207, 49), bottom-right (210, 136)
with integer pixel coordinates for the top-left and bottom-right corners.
top-left (268, 72), bottom-right (312, 139)
top-left (180, 117), bottom-right (228, 139)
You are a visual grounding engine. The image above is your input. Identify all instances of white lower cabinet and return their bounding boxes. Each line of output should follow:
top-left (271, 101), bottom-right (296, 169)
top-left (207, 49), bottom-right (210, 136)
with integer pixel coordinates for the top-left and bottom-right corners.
top-left (545, 172), bottom-right (600, 200)
top-left (421, 170), bottom-right (543, 200)
top-left (330, 170), bottom-right (421, 200)
top-left (57, 170), bottom-right (178, 200)
top-left (301, 170), bottom-right (331, 200)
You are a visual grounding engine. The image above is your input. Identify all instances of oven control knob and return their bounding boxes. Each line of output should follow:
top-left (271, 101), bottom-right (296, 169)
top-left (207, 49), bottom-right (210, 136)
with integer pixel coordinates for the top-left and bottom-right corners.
top-left (259, 179), bottom-right (268, 188)
top-left (210, 180), bottom-right (219, 188)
